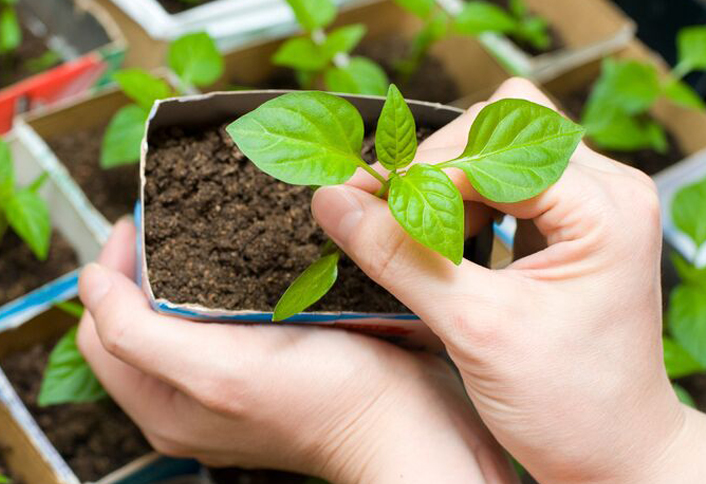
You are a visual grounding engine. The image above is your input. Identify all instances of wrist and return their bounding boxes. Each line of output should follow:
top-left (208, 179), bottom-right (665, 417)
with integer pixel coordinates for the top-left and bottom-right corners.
top-left (313, 361), bottom-right (512, 484)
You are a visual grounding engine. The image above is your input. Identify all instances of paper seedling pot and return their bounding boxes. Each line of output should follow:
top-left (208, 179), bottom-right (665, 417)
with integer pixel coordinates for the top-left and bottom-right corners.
top-left (139, 91), bottom-right (497, 353)
top-left (0, 0), bottom-right (126, 133)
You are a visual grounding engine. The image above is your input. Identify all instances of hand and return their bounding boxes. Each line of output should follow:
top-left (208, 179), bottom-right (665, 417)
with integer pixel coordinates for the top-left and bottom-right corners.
top-left (311, 78), bottom-right (706, 484)
top-left (77, 219), bottom-right (518, 483)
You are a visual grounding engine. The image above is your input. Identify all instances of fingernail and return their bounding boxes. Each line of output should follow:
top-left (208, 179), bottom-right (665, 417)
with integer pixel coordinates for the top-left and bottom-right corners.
top-left (312, 186), bottom-right (364, 245)
top-left (81, 263), bottom-right (112, 309)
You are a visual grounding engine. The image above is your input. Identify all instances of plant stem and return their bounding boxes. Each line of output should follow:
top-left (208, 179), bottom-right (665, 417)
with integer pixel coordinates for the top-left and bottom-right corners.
top-left (355, 160), bottom-right (388, 186)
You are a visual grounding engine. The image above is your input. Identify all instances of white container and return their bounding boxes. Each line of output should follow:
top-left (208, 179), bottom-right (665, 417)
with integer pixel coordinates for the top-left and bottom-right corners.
top-left (107, 0), bottom-right (375, 49)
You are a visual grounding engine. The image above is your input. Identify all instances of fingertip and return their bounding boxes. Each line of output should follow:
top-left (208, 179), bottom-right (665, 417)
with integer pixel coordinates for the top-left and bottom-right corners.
top-left (312, 186), bottom-right (376, 246)
top-left (79, 263), bottom-right (113, 312)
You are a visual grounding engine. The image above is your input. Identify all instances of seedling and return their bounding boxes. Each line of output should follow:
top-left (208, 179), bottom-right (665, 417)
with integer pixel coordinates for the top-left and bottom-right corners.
top-left (0, 0), bottom-right (20, 56)
top-left (272, 0), bottom-right (389, 95)
top-left (101, 31), bottom-right (224, 168)
top-left (582, 26), bottom-right (706, 154)
top-left (0, 473), bottom-right (9, 483)
top-left (393, 0), bottom-right (550, 80)
top-left (228, 86), bottom-right (584, 320)
top-left (0, 139), bottom-right (50, 260)
top-left (663, 175), bottom-right (706, 407)
top-left (38, 301), bottom-right (107, 406)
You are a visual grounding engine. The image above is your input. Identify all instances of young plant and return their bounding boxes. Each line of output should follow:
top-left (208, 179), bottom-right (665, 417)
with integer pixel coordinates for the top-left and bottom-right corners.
top-left (0, 0), bottom-right (20, 56)
top-left (38, 301), bottom-right (107, 406)
top-left (663, 175), bottom-right (706, 407)
top-left (0, 139), bottom-right (50, 260)
top-left (100, 31), bottom-right (224, 168)
top-left (582, 26), bottom-right (706, 154)
top-left (0, 473), bottom-right (9, 484)
top-left (228, 85), bottom-right (584, 320)
top-left (271, 0), bottom-right (389, 95)
top-left (393, 0), bottom-right (550, 80)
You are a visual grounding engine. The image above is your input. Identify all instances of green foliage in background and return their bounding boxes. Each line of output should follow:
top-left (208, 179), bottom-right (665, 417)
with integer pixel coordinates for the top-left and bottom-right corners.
top-left (101, 31), bottom-right (224, 168)
top-left (0, 139), bottom-right (51, 260)
top-left (0, 0), bottom-right (21, 55)
top-left (273, 0), bottom-right (388, 95)
top-left (664, 176), bottom-right (706, 407)
top-left (228, 86), bottom-right (583, 320)
top-left (393, 0), bottom-right (550, 80)
top-left (39, 301), bottom-right (108, 406)
top-left (582, 26), bottom-right (706, 154)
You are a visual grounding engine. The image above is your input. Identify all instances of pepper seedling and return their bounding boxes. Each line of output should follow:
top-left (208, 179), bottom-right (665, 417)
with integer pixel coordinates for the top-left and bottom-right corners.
top-left (663, 175), bottom-right (706, 407)
top-left (38, 301), bottom-right (107, 406)
top-left (0, 139), bottom-right (51, 260)
top-left (582, 26), bottom-right (706, 154)
top-left (0, 0), bottom-right (20, 56)
top-left (100, 31), bottom-right (224, 168)
top-left (228, 86), bottom-right (584, 320)
top-left (272, 0), bottom-right (389, 95)
top-left (392, 0), bottom-right (550, 80)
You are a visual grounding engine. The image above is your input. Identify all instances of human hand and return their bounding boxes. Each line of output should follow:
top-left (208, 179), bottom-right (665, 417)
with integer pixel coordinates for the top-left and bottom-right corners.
top-left (77, 218), bottom-right (518, 483)
top-left (311, 78), bottom-right (706, 484)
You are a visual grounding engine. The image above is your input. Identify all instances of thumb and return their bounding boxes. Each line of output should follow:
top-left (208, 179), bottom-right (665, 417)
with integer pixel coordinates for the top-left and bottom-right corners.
top-left (311, 185), bottom-right (508, 331)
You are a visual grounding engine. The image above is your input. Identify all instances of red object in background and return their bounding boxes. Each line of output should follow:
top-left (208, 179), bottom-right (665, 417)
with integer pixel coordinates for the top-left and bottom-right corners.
top-left (0, 53), bottom-right (106, 134)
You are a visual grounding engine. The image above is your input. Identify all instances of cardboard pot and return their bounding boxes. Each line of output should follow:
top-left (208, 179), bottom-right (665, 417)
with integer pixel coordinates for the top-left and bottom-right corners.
top-left (139, 90), bottom-right (496, 353)
top-left (0, 308), bottom-right (202, 484)
top-left (441, 0), bottom-right (636, 82)
top-left (102, 0), bottom-right (368, 49)
top-left (207, 0), bottom-right (511, 106)
top-left (0, 0), bottom-right (126, 133)
top-left (17, 70), bottom-right (185, 244)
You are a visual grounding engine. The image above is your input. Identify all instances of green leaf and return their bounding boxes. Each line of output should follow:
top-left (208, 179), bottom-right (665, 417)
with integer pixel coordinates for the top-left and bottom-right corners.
top-left (663, 79), bottom-right (706, 111)
top-left (453, 1), bottom-right (518, 36)
top-left (673, 383), bottom-right (696, 408)
top-left (323, 24), bottom-right (367, 58)
top-left (584, 58), bottom-right (661, 116)
top-left (0, 6), bottom-right (21, 53)
top-left (388, 164), bottom-right (464, 264)
top-left (676, 26), bottom-right (706, 75)
top-left (375, 84), bottom-right (417, 170)
top-left (227, 91), bottom-right (364, 186)
top-left (23, 49), bottom-right (61, 74)
top-left (664, 336), bottom-right (704, 379)
top-left (55, 301), bottom-right (85, 319)
top-left (445, 99), bottom-right (584, 203)
top-left (0, 139), bottom-right (14, 202)
top-left (393, 0), bottom-right (435, 18)
top-left (285, 0), bottom-right (336, 32)
top-left (515, 16), bottom-right (550, 51)
top-left (101, 104), bottom-right (149, 168)
top-left (668, 284), bottom-right (706, 367)
top-left (5, 189), bottom-right (50, 260)
top-left (38, 327), bottom-right (108, 406)
top-left (671, 252), bottom-right (706, 288)
top-left (168, 31), bottom-right (224, 87)
top-left (509, 0), bottom-right (528, 18)
top-left (585, 108), bottom-right (667, 154)
top-left (324, 57), bottom-right (389, 95)
top-left (273, 251), bottom-right (340, 321)
top-left (113, 69), bottom-right (172, 111)
top-left (272, 37), bottom-right (328, 71)
top-left (27, 172), bottom-right (48, 193)
top-left (0, 473), bottom-right (8, 484)
top-left (671, 176), bottom-right (706, 248)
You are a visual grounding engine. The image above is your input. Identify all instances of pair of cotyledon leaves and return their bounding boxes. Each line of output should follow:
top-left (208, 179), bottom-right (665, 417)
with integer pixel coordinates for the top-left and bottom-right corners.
top-left (228, 86), bottom-right (584, 320)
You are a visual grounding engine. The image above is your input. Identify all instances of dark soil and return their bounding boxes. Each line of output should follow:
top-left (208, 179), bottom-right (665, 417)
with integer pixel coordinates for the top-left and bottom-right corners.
top-left (47, 124), bottom-right (139, 223)
top-left (681, 374), bottom-right (706, 412)
top-left (0, 451), bottom-right (24, 484)
top-left (145, 124), bottom-right (419, 313)
top-left (0, 339), bottom-right (152, 482)
top-left (559, 86), bottom-right (685, 175)
top-left (207, 467), bottom-right (314, 484)
top-left (354, 35), bottom-right (460, 103)
top-left (157, 0), bottom-right (215, 14)
top-left (0, 231), bottom-right (77, 307)
top-left (0, 14), bottom-right (59, 89)
top-left (488, 0), bottom-right (564, 56)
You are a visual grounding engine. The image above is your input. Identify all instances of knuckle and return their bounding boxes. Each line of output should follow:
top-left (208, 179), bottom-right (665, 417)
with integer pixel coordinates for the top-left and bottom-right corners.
top-left (100, 313), bottom-right (129, 358)
top-left (192, 375), bottom-right (251, 417)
